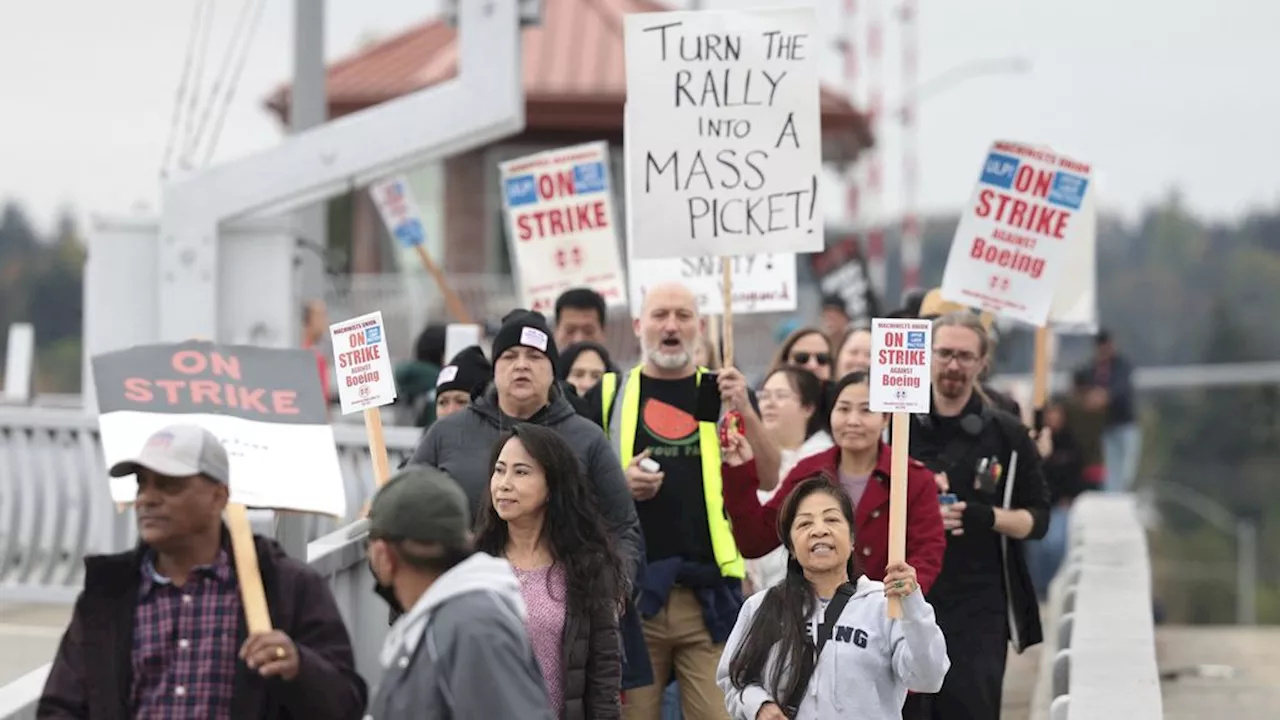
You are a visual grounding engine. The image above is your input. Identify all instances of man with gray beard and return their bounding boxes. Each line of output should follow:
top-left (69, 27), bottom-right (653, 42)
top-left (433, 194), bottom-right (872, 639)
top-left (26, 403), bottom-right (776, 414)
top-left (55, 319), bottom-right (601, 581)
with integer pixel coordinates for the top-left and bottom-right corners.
top-left (581, 282), bottom-right (776, 720)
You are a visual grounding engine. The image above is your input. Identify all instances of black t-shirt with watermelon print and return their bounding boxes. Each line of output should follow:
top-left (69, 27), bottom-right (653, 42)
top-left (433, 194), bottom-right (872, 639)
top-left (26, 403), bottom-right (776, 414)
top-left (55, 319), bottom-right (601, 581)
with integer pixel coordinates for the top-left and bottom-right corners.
top-left (580, 372), bottom-right (760, 565)
top-left (633, 374), bottom-right (716, 564)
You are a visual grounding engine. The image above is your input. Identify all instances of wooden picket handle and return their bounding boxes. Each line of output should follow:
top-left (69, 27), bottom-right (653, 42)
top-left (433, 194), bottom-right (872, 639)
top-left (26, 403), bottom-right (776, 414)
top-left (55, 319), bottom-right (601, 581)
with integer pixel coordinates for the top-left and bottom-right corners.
top-left (886, 412), bottom-right (910, 619)
top-left (720, 258), bottom-right (735, 367)
top-left (413, 244), bottom-right (473, 324)
top-left (225, 502), bottom-right (273, 634)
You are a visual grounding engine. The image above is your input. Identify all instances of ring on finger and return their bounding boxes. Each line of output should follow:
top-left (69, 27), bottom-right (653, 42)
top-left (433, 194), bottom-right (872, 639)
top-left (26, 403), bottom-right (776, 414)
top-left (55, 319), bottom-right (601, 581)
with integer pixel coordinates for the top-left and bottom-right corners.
top-left (275, 646), bottom-right (286, 660)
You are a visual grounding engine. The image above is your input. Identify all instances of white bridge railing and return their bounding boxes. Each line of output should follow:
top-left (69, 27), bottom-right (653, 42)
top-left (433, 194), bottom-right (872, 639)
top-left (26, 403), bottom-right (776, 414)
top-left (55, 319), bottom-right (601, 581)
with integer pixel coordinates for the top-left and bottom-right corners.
top-left (0, 406), bottom-right (422, 603)
top-left (1030, 493), bottom-right (1164, 720)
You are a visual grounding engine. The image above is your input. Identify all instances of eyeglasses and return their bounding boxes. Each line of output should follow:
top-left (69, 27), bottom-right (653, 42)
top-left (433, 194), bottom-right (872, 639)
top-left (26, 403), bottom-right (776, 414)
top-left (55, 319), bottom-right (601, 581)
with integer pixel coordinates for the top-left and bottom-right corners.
top-left (791, 352), bottom-right (831, 366)
top-left (934, 348), bottom-right (981, 366)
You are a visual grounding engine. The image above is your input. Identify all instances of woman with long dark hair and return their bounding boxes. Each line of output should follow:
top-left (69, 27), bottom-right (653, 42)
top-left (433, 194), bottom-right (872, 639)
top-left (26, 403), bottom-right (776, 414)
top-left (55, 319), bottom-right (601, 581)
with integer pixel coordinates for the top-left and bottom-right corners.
top-left (475, 424), bottom-right (626, 720)
top-left (722, 371), bottom-right (947, 595)
top-left (716, 478), bottom-right (949, 719)
top-left (746, 366), bottom-right (833, 594)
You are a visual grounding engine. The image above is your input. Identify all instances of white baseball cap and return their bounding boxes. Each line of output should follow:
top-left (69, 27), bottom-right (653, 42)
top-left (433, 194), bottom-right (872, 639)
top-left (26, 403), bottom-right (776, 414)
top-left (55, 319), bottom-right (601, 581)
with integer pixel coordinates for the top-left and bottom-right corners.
top-left (108, 424), bottom-right (230, 485)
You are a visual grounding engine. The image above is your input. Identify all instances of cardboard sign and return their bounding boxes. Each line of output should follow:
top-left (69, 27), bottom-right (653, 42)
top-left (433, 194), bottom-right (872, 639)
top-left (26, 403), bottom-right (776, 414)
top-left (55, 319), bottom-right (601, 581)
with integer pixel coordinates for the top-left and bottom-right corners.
top-left (1049, 191), bottom-right (1098, 333)
top-left (624, 8), bottom-right (824, 259)
top-left (91, 341), bottom-right (346, 516)
top-left (939, 141), bottom-right (1094, 326)
top-left (369, 175), bottom-right (427, 249)
top-left (869, 318), bottom-right (933, 413)
top-left (628, 252), bottom-right (797, 315)
top-left (499, 142), bottom-right (628, 314)
top-left (328, 311), bottom-right (397, 414)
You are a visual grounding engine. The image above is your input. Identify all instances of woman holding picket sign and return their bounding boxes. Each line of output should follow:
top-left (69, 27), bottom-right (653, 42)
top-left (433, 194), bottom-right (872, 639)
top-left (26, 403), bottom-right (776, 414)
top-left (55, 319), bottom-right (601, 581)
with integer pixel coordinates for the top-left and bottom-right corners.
top-left (715, 477), bottom-right (949, 719)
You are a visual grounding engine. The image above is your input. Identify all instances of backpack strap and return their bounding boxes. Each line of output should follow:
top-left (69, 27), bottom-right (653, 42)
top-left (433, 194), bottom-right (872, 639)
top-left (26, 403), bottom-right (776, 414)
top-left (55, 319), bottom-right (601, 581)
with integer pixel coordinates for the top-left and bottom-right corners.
top-left (782, 582), bottom-right (856, 715)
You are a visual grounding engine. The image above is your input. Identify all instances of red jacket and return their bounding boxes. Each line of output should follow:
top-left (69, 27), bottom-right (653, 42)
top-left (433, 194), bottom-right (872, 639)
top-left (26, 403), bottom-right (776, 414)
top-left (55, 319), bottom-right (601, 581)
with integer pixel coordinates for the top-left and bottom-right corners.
top-left (722, 443), bottom-right (947, 595)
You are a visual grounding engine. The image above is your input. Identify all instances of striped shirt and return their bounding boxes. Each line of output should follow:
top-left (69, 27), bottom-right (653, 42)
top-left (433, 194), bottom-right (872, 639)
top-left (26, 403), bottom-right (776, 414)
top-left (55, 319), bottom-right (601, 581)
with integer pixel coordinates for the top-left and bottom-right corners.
top-left (131, 549), bottom-right (240, 719)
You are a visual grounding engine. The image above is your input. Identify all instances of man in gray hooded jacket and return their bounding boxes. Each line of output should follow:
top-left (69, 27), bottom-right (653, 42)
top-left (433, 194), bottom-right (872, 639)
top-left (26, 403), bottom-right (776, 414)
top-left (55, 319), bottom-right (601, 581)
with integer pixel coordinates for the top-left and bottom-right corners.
top-left (359, 465), bottom-right (554, 720)
top-left (408, 309), bottom-right (642, 576)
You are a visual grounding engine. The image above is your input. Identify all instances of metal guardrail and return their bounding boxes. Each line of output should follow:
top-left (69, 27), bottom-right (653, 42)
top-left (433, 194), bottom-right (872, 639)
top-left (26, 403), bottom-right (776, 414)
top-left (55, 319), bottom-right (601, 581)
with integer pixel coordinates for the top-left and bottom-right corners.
top-left (0, 406), bottom-right (422, 603)
top-left (1031, 493), bottom-right (1164, 720)
top-left (0, 520), bottom-right (383, 720)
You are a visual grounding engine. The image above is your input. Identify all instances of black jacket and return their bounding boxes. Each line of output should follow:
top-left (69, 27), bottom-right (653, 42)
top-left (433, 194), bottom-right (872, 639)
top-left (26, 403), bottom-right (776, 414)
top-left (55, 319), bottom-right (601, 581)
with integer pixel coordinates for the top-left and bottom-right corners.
top-left (907, 395), bottom-right (1050, 652)
top-left (38, 531), bottom-right (367, 720)
top-left (562, 594), bottom-right (622, 720)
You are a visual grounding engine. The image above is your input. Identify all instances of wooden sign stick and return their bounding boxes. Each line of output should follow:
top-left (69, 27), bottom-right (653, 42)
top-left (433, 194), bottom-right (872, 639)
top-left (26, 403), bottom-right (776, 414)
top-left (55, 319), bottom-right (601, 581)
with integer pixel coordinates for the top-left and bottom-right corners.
top-left (225, 502), bottom-right (273, 634)
top-left (1032, 327), bottom-right (1051, 428)
top-left (413, 244), bottom-right (473, 324)
top-left (364, 406), bottom-right (392, 488)
top-left (887, 412), bottom-right (910, 619)
top-left (720, 259), bottom-right (735, 367)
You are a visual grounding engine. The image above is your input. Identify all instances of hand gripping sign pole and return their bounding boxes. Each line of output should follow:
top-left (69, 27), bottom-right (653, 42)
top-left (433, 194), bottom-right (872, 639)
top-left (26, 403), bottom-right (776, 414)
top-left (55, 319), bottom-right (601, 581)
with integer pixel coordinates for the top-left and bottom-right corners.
top-left (869, 318), bottom-right (933, 618)
top-left (329, 312), bottom-right (398, 493)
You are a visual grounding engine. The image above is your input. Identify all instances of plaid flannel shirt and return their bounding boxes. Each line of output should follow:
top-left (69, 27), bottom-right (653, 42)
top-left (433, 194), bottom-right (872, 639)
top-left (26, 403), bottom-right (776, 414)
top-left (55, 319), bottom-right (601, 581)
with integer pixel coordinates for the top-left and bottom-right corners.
top-left (131, 549), bottom-right (240, 719)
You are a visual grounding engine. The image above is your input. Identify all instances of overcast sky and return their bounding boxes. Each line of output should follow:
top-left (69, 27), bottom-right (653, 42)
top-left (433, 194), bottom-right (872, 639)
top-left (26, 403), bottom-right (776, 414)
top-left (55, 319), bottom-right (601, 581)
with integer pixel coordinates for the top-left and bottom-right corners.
top-left (1, 0), bottom-right (1277, 235)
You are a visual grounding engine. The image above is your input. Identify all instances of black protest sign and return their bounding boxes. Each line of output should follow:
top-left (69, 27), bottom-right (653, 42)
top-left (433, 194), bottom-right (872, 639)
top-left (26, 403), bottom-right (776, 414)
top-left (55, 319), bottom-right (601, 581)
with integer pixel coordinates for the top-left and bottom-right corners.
top-left (810, 234), bottom-right (881, 325)
top-left (93, 341), bottom-right (328, 424)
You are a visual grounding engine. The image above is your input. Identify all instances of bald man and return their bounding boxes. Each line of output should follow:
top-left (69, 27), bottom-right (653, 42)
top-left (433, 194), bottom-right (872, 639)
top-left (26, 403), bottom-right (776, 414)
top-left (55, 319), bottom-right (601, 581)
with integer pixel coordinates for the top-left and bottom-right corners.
top-left (582, 282), bottom-right (778, 720)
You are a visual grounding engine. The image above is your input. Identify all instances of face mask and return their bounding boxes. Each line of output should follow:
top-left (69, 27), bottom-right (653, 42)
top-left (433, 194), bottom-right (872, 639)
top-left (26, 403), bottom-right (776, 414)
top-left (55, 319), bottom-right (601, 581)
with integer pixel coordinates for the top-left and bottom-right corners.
top-left (369, 560), bottom-right (405, 621)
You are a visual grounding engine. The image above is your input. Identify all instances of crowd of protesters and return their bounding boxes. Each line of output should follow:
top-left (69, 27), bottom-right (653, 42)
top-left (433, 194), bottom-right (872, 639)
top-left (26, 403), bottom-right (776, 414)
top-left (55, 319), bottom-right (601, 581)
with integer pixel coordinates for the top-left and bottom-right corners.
top-left (38, 281), bottom-right (1139, 720)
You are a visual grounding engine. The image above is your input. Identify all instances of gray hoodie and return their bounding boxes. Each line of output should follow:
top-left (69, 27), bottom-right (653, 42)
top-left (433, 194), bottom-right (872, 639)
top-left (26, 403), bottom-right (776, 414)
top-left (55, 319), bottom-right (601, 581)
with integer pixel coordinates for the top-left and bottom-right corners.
top-left (364, 553), bottom-right (555, 720)
top-left (409, 383), bottom-right (642, 577)
top-left (716, 576), bottom-right (950, 720)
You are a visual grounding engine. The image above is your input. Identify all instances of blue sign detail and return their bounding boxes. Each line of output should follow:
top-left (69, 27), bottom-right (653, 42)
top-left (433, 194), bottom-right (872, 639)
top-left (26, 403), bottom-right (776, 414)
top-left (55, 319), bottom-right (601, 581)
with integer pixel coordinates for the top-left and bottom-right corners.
top-left (980, 152), bottom-right (1020, 189)
top-left (572, 161), bottom-right (607, 194)
top-left (504, 175), bottom-right (539, 207)
top-left (1048, 172), bottom-right (1089, 210)
top-left (364, 325), bottom-right (383, 344)
top-left (907, 331), bottom-right (926, 350)
top-left (393, 219), bottom-right (425, 248)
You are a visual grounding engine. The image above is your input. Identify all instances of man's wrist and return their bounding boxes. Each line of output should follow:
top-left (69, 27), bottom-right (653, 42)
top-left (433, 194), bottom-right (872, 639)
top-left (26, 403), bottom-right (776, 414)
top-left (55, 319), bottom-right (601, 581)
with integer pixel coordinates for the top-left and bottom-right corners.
top-left (963, 502), bottom-right (995, 530)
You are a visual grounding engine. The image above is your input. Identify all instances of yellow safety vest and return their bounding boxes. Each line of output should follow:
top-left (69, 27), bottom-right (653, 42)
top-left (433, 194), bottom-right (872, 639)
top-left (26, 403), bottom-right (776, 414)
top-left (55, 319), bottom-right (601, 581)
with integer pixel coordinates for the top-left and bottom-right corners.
top-left (600, 366), bottom-right (745, 580)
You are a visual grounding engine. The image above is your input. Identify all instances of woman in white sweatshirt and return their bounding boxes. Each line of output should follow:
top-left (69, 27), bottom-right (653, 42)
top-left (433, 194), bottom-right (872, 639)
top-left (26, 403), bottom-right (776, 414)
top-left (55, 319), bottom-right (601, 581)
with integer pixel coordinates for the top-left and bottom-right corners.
top-left (716, 476), bottom-right (950, 720)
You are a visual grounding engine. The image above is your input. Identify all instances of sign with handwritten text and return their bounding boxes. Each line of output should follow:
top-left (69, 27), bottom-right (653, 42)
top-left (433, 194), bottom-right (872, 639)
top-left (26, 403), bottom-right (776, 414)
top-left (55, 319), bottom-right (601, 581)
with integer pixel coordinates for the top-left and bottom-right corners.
top-left (624, 8), bottom-right (823, 260)
top-left (628, 253), bottom-right (798, 315)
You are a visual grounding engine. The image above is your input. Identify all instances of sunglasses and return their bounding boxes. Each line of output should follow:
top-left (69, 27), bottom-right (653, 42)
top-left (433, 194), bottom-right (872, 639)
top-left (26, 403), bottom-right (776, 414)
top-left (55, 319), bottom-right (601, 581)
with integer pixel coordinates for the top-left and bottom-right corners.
top-left (791, 352), bottom-right (831, 366)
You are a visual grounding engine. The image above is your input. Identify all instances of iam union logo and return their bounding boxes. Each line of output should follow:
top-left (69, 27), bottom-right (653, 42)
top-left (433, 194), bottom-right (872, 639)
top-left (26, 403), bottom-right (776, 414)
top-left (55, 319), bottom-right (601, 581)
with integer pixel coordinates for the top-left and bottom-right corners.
top-left (359, 386), bottom-right (371, 399)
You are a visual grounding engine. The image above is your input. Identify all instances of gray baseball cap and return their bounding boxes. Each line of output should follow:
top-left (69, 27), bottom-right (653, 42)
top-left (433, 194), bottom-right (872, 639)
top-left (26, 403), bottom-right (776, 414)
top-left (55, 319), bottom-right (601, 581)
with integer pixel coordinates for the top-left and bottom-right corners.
top-left (108, 424), bottom-right (230, 485)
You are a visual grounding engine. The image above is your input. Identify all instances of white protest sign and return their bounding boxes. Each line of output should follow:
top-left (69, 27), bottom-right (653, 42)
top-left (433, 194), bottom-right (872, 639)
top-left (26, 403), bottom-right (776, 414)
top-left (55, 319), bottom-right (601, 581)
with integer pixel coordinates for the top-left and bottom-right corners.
top-left (939, 141), bottom-right (1094, 326)
top-left (444, 323), bottom-right (484, 364)
top-left (869, 318), bottom-right (933, 414)
top-left (369, 175), bottom-right (427, 249)
top-left (623, 104), bottom-right (796, 315)
top-left (1049, 191), bottom-right (1098, 333)
top-left (499, 142), bottom-right (628, 315)
top-left (628, 253), bottom-right (797, 315)
top-left (624, 8), bottom-right (824, 260)
top-left (328, 311), bottom-right (397, 414)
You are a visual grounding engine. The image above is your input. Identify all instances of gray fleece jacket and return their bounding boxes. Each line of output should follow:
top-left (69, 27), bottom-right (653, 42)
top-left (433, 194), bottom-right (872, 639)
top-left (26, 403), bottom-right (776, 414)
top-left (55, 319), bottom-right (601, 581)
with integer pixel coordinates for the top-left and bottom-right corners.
top-left (409, 383), bottom-right (642, 578)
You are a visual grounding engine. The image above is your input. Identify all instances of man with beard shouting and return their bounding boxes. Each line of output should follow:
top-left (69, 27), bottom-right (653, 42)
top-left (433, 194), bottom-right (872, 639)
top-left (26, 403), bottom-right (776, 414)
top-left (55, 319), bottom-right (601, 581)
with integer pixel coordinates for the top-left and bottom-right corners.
top-left (902, 311), bottom-right (1050, 720)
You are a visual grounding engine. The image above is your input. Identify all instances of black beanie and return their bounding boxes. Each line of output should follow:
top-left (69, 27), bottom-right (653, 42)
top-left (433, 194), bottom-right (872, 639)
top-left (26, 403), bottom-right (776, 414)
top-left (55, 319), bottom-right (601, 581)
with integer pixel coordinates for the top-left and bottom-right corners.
top-left (491, 309), bottom-right (560, 370)
top-left (436, 346), bottom-right (493, 396)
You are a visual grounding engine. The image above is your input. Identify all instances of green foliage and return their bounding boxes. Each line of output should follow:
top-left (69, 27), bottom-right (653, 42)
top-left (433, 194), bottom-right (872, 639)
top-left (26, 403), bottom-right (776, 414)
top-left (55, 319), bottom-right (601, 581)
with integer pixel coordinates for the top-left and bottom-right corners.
top-left (0, 202), bottom-right (84, 393)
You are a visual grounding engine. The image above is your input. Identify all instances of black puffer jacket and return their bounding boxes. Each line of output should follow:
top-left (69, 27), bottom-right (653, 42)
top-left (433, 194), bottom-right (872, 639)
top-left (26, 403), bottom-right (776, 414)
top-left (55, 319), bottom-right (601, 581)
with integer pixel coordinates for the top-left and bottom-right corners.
top-left (561, 595), bottom-right (622, 720)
